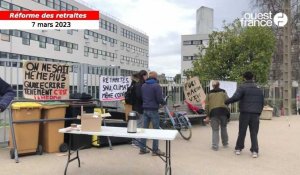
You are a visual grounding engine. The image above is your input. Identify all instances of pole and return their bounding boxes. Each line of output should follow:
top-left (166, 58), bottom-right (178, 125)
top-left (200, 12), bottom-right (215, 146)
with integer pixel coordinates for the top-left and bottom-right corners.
top-left (283, 0), bottom-right (292, 115)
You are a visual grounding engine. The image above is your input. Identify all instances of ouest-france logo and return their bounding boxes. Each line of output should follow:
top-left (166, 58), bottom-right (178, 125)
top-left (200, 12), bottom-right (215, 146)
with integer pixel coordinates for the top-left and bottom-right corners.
top-left (240, 12), bottom-right (288, 27)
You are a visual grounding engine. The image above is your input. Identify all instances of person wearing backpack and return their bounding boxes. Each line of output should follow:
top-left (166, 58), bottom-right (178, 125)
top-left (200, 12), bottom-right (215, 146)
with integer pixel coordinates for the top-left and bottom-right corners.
top-left (129, 70), bottom-right (148, 147)
top-left (124, 73), bottom-right (139, 121)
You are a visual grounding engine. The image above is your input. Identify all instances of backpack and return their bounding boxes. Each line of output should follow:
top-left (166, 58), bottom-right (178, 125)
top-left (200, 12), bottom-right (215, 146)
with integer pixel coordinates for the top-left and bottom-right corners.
top-left (125, 83), bottom-right (135, 105)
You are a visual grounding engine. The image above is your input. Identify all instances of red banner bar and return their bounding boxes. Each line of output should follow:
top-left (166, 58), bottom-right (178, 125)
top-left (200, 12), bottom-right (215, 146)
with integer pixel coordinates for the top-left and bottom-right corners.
top-left (0, 11), bottom-right (100, 20)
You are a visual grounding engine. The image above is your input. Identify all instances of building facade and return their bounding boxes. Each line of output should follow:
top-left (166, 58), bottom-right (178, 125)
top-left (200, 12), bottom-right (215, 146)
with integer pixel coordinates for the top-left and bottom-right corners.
top-left (0, 0), bottom-right (149, 98)
top-left (181, 6), bottom-right (213, 76)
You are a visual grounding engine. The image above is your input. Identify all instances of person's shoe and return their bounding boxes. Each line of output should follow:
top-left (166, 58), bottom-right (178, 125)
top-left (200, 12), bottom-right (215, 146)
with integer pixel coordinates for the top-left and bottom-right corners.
top-left (235, 149), bottom-right (241, 155)
top-left (212, 147), bottom-right (219, 151)
top-left (139, 149), bottom-right (150, 155)
top-left (223, 144), bottom-right (229, 148)
top-left (252, 152), bottom-right (258, 158)
top-left (152, 149), bottom-right (165, 156)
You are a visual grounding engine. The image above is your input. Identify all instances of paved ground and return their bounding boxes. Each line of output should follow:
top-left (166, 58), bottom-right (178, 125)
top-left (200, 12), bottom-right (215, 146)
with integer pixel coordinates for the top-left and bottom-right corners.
top-left (1, 115), bottom-right (300, 175)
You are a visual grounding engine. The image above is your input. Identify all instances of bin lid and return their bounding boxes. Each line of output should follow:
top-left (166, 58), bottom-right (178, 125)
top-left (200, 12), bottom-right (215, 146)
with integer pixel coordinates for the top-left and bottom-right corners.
top-left (12, 102), bottom-right (42, 109)
top-left (40, 101), bottom-right (69, 109)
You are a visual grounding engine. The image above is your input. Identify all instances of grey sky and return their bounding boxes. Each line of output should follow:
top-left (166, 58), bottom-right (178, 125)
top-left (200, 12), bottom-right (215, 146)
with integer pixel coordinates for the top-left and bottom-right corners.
top-left (82, 0), bottom-right (252, 77)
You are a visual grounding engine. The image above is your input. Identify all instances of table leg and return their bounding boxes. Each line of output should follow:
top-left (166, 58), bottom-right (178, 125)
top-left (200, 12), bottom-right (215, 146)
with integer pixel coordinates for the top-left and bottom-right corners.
top-left (165, 140), bottom-right (172, 175)
top-left (64, 135), bottom-right (81, 175)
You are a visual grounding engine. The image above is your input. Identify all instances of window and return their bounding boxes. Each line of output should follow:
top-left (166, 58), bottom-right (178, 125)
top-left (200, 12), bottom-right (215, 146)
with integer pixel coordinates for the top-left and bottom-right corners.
top-left (1, 30), bottom-right (10, 42)
top-left (60, 41), bottom-right (66, 47)
top-left (40, 0), bottom-right (46, 5)
top-left (54, 0), bottom-right (60, 10)
top-left (39, 36), bottom-right (46, 48)
top-left (12, 30), bottom-right (21, 37)
top-left (53, 45), bottom-right (59, 51)
top-left (73, 44), bottom-right (78, 50)
top-left (12, 4), bottom-right (21, 10)
top-left (183, 40), bottom-right (192, 45)
top-left (60, 1), bottom-right (66, 10)
top-left (67, 4), bottom-right (72, 10)
top-left (30, 34), bottom-right (38, 41)
top-left (47, 37), bottom-right (54, 44)
top-left (0, 52), bottom-right (8, 58)
top-left (1, 1), bottom-right (10, 9)
top-left (39, 42), bottom-right (46, 48)
top-left (192, 40), bottom-right (202, 45)
top-left (46, 0), bottom-right (54, 8)
top-left (67, 48), bottom-right (73, 54)
top-left (22, 32), bottom-right (30, 45)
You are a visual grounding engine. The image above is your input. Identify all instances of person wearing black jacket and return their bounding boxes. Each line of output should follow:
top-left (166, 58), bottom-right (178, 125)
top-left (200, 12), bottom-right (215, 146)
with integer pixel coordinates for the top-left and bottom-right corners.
top-left (225, 72), bottom-right (264, 158)
top-left (131, 70), bottom-right (148, 147)
top-left (0, 78), bottom-right (16, 112)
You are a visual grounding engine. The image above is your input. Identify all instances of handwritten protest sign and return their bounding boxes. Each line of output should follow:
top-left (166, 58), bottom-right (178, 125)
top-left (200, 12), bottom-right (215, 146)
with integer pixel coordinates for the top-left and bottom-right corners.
top-left (184, 77), bottom-right (206, 106)
top-left (209, 80), bottom-right (237, 98)
top-left (23, 61), bottom-right (69, 100)
top-left (100, 76), bottom-right (131, 101)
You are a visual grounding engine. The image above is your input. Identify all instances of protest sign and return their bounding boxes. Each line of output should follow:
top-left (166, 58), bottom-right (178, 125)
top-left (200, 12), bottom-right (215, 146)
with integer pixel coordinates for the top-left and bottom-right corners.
top-left (209, 80), bottom-right (237, 97)
top-left (184, 77), bottom-right (206, 105)
top-left (100, 76), bottom-right (131, 101)
top-left (23, 61), bottom-right (69, 100)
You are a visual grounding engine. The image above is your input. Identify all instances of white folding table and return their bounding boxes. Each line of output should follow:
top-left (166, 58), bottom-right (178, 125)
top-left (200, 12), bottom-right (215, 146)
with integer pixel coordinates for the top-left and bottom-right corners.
top-left (59, 126), bottom-right (178, 175)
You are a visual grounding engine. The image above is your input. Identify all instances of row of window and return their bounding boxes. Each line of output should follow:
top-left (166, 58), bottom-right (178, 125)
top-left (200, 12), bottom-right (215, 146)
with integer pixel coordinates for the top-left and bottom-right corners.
top-left (84, 46), bottom-right (117, 59)
top-left (183, 56), bottom-right (197, 61)
top-left (121, 28), bottom-right (148, 46)
top-left (121, 69), bottom-right (138, 77)
top-left (183, 40), bottom-right (203, 46)
top-left (100, 19), bottom-right (117, 33)
top-left (121, 42), bottom-right (148, 56)
top-left (84, 30), bottom-right (118, 45)
top-left (0, 51), bottom-right (119, 76)
top-left (32, 0), bottom-right (78, 11)
top-left (0, 51), bottom-right (76, 69)
top-left (0, 0), bottom-right (30, 10)
top-left (120, 55), bottom-right (148, 66)
top-left (0, 30), bottom-right (78, 52)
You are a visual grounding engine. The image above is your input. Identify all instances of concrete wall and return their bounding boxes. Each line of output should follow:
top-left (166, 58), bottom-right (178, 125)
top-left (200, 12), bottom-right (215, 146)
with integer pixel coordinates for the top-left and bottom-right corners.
top-left (196, 6), bottom-right (213, 35)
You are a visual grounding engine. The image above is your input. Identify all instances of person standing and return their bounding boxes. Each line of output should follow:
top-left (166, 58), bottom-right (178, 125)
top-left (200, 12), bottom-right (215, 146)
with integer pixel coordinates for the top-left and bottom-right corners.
top-left (140, 71), bottom-right (166, 156)
top-left (204, 81), bottom-right (229, 151)
top-left (225, 72), bottom-right (264, 158)
top-left (131, 70), bottom-right (148, 147)
top-left (0, 78), bottom-right (16, 112)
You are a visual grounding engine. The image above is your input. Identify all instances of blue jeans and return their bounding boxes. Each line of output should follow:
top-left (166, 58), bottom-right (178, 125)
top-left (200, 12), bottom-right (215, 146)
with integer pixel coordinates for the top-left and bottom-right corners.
top-left (140, 110), bottom-right (160, 152)
top-left (132, 114), bottom-right (144, 146)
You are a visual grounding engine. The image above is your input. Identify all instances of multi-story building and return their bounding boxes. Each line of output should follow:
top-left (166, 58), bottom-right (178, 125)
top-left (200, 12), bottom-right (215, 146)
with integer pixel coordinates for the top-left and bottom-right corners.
top-left (0, 0), bottom-right (149, 98)
top-left (181, 6), bottom-right (213, 76)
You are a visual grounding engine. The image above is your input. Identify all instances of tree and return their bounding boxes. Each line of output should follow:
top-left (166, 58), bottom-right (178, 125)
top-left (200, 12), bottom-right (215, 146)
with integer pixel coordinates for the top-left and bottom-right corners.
top-left (185, 20), bottom-right (276, 85)
top-left (252, 0), bottom-right (300, 81)
top-left (173, 74), bottom-right (181, 83)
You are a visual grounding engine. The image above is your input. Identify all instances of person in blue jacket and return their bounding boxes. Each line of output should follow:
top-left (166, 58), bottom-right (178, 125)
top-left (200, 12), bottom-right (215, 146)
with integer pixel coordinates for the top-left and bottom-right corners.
top-left (0, 78), bottom-right (16, 112)
top-left (139, 71), bottom-right (166, 156)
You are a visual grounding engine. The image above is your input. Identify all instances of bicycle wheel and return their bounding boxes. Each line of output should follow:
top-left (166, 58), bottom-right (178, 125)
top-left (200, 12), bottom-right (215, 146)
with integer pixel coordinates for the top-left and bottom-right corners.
top-left (177, 115), bottom-right (192, 140)
top-left (160, 117), bottom-right (173, 129)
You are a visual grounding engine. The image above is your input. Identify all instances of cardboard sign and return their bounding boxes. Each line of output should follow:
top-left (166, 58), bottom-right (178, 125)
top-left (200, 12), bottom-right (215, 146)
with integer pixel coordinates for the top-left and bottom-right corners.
top-left (184, 77), bottom-right (206, 105)
top-left (100, 76), bottom-right (131, 101)
top-left (210, 80), bottom-right (237, 98)
top-left (23, 61), bottom-right (69, 100)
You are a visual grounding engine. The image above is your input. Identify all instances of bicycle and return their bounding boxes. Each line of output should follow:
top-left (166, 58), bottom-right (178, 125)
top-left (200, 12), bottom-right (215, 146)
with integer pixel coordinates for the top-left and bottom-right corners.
top-left (159, 96), bottom-right (192, 140)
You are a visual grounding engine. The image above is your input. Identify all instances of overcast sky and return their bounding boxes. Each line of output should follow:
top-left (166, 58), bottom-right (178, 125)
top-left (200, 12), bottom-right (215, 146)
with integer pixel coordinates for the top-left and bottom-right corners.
top-left (82, 0), bottom-right (252, 77)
